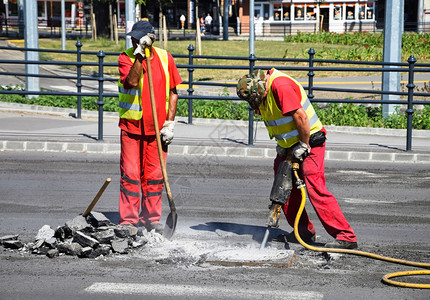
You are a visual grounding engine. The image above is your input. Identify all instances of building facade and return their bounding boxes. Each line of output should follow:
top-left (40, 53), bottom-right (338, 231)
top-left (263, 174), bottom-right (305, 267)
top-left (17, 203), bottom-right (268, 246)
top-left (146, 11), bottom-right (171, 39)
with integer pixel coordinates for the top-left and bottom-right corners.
top-left (1, 0), bottom-right (429, 35)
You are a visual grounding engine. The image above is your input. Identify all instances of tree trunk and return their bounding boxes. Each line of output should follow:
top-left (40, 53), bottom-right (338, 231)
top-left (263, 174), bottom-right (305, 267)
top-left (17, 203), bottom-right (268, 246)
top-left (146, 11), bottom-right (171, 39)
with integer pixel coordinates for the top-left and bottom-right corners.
top-left (93, 1), bottom-right (110, 38)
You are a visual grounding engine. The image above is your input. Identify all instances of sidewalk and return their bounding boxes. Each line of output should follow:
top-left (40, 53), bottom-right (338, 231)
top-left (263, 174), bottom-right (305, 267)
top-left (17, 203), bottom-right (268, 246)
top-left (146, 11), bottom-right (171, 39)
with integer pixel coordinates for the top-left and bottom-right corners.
top-left (1, 102), bottom-right (430, 164)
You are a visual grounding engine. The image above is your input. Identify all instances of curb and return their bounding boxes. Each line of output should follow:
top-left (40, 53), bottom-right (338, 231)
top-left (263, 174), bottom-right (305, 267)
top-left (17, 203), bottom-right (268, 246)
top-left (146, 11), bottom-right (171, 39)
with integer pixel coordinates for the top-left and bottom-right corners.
top-left (1, 140), bottom-right (430, 164)
top-left (1, 102), bottom-right (430, 138)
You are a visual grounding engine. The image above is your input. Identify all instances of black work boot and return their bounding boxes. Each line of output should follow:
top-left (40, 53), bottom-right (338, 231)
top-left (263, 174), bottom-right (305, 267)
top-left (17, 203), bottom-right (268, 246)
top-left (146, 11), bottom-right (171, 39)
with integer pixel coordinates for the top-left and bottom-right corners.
top-left (146, 222), bottom-right (164, 234)
top-left (324, 239), bottom-right (358, 249)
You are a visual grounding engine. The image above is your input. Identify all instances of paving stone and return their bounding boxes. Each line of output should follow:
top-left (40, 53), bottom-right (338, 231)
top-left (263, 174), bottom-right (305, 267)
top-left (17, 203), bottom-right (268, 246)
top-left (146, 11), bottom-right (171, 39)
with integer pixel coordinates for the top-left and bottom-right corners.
top-left (65, 215), bottom-right (92, 233)
top-left (0, 234), bottom-right (19, 245)
top-left (111, 239), bottom-right (129, 254)
top-left (35, 225), bottom-right (55, 241)
top-left (60, 242), bottom-right (83, 256)
top-left (3, 240), bottom-right (24, 249)
top-left (78, 247), bottom-right (93, 258)
top-left (54, 225), bottom-right (73, 241)
top-left (91, 229), bottom-right (115, 244)
top-left (114, 225), bottom-right (137, 238)
top-left (87, 211), bottom-right (111, 228)
top-left (89, 244), bottom-right (111, 258)
top-left (73, 231), bottom-right (100, 248)
top-left (46, 249), bottom-right (59, 258)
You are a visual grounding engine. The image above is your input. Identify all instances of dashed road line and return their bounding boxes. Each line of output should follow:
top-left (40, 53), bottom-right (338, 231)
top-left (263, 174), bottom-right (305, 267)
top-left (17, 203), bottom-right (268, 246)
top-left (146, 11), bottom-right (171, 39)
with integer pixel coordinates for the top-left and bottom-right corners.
top-left (84, 282), bottom-right (324, 299)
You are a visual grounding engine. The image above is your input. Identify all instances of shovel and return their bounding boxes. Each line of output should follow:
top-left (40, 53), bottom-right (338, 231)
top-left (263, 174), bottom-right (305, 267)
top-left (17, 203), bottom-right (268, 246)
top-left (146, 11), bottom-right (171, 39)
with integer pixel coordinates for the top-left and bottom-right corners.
top-left (144, 46), bottom-right (177, 240)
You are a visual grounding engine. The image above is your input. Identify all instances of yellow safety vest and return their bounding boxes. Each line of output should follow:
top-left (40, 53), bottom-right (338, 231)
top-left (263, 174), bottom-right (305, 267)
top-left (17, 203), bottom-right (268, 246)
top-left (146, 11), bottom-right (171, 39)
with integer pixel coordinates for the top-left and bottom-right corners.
top-left (118, 47), bottom-right (170, 120)
top-left (260, 68), bottom-right (322, 148)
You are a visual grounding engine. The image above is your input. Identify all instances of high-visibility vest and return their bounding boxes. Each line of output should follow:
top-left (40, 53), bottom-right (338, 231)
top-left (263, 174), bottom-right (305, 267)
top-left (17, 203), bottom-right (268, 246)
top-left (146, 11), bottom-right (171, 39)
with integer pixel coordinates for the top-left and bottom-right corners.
top-left (260, 68), bottom-right (322, 148)
top-left (118, 47), bottom-right (170, 120)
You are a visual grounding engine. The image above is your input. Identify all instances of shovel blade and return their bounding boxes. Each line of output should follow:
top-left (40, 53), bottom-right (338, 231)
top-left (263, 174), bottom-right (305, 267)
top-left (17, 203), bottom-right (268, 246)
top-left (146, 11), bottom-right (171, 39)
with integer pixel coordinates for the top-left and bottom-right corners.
top-left (163, 211), bottom-right (177, 240)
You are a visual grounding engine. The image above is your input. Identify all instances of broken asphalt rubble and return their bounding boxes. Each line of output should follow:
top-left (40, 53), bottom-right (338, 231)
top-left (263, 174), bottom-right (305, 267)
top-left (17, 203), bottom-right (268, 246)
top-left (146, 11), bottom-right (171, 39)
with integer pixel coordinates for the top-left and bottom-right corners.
top-left (0, 211), bottom-right (160, 259)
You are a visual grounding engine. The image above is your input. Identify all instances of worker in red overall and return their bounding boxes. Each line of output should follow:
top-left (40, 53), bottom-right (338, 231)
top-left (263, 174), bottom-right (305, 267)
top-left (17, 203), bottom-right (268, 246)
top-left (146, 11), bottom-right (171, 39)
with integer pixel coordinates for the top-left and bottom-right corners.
top-left (117, 21), bottom-right (182, 233)
top-left (237, 69), bottom-right (357, 249)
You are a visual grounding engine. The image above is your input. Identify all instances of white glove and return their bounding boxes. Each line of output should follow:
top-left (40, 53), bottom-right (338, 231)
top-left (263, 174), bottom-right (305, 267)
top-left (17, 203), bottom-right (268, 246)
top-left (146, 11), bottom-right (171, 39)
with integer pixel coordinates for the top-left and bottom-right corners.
top-left (160, 120), bottom-right (175, 145)
top-left (133, 44), bottom-right (145, 57)
top-left (292, 141), bottom-right (311, 162)
top-left (139, 33), bottom-right (156, 48)
top-left (133, 33), bottom-right (156, 57)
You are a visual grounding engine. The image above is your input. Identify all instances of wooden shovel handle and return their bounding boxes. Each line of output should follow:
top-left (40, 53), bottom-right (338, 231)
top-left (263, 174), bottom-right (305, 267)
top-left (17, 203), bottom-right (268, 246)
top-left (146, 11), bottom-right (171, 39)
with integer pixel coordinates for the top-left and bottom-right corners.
top-left (144, 47), bottom-right (174, 203)
top-left (82, 178), bottom-right (111, 217)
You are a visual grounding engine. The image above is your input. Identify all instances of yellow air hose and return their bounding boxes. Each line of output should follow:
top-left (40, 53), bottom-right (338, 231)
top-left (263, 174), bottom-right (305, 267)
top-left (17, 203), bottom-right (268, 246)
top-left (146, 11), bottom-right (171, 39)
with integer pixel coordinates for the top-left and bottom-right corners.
top-left (291, 163), bottom-right (430, 289)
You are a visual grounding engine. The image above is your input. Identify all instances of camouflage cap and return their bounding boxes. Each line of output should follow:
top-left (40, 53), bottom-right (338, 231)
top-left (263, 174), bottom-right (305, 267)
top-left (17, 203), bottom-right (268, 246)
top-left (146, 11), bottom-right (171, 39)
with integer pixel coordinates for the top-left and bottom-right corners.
top-left (236, 69), bottom-right (267, 109)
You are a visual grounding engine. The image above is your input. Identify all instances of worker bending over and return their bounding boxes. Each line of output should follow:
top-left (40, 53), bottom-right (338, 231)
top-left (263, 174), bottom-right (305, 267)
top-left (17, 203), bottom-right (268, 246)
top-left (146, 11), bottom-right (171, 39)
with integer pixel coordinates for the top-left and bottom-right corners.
top-left (237, 69), bottom-right (357, 249)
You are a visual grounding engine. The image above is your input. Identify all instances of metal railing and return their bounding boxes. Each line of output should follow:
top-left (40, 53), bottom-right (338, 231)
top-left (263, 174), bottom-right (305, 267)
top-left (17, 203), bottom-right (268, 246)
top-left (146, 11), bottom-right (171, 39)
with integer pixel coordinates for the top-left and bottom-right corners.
top-left (0, 43), bottom-right (429, 151)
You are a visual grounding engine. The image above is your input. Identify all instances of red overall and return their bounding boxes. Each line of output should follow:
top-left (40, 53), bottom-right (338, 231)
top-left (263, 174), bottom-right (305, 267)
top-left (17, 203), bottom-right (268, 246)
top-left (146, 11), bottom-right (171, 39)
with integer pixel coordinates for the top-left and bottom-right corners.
top-left (274, 143), bottom-right (356, 242)
top-left (269, 70), bottom-right (356, 243)
top-left (118, 49), bottom-right (182, 226)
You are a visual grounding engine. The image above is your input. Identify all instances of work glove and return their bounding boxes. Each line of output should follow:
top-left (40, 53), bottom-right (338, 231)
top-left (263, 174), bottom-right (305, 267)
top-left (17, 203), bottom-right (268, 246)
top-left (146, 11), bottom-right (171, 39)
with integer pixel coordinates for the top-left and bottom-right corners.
top-left (160, 120), bottom-right (175, 145)
top-left (292, 141), bottom-right (311, 162)
top-left (133, 33), bottom-right (156, 57)
top-left (133, 44), bottom-right (145, 57)
top-left (139, 33), bottom-right (156, 48)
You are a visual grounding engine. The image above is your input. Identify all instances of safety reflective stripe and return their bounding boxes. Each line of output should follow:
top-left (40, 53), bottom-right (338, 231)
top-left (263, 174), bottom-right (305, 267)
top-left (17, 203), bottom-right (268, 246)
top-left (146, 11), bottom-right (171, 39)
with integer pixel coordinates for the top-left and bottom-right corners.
top-left (147, 179), bottom-right (164, 185)
top-left (274, 129), bottom-right (299, 141)
top-left (118, 86), bottom-right (141, 96)
top-left (264, 98), bottom-right (311, 127)
top-left (121, 175), bottom-right (140, 185)
top-left (120, 185), bottom-right (141, 198)
top-left (147, 191), bottom-right (163, 197)
top-left (265, 116), bottom-right (293, 127)
top-left (119, 101), bottom-right (142, 111)
top-left (260, 68), bottom-right (322, 149)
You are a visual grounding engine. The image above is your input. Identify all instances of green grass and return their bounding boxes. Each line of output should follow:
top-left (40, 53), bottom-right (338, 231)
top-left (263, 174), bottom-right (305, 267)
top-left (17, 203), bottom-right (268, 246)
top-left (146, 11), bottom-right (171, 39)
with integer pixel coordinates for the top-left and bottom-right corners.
top-left (4, 33), bottom-right (430, 129)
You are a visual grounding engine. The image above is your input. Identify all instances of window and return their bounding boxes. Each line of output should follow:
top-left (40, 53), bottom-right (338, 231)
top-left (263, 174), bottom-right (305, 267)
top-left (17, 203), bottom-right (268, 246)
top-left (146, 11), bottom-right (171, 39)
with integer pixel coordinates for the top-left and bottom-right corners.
top-left (333, 5), bottom-right (342, 20)
top-left (358, 4), bottom-right (365, 19)
top-left (283, 4), bottom-right (290, 21)
top-left (264, 4), bottom-right (270, 20)
top-left (273, 3), bottom-right (281, 21)
top-left (295, 6), bottom-right (304, 20)
top-left (306, 5), bottom-right (316, 20)
top-left (346, 4), bottom-right (355, 20)
top-left (366, 3), bottom-right (374, 19)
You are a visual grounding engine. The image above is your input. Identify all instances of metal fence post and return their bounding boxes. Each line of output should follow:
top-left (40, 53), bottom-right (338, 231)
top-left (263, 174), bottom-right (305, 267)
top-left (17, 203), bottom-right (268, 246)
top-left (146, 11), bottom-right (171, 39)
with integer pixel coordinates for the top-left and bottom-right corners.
top-left (307, 48), bottom-right (315, 100)
top-left (97, 50), bottom-right (105, 141)
top-left (406, 55), bottom-right (416, 152)
top-left (248, 53), bottom-right (256, 146)
top-left (75, 40), bottom-right (82, 119)
top-left (187, 44), bottom-right (195, 125)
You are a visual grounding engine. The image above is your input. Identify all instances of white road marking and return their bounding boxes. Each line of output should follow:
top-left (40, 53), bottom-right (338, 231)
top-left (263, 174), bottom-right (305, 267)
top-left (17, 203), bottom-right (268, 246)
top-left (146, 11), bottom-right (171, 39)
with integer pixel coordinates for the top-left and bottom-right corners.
top-left (84, 282), bottom-right (323, 299)
top-left (336, 170), bottom-right (387, 177)
top-left (342, 198), bottom-right (395, 204)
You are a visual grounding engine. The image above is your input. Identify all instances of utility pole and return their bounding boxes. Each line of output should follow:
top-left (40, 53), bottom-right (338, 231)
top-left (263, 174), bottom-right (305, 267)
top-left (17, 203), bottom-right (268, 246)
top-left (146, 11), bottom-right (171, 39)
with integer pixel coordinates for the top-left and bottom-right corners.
top-left (382, 0), bottom-right (404, 117)
top-left (249, 0), bottom-right (255, 59)
top-left (24, 0), bottom-right (40, 98)
top-left (61, 0), bottom-right (66, 50)
top-left (125, 0), bottom-right (135, 49)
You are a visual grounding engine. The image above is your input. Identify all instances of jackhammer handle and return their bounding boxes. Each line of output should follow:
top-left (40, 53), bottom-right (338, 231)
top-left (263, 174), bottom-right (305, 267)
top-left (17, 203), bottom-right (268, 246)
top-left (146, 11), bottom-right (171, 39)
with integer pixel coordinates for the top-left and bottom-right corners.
top-left (82, 178), bottom-right (111, 217)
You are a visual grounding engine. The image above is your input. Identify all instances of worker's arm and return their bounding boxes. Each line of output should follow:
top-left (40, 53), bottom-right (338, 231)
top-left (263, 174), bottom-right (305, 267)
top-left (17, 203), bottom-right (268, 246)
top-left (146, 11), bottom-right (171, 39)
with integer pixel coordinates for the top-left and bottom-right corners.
top-left (124, 54), bottom-right (145, 88)
top-left (166, 87), bottom-right (178, 121)
top-left (290, 107), bottom-right (311, 162)
top-left (290, 107), bottom-right (310, 147)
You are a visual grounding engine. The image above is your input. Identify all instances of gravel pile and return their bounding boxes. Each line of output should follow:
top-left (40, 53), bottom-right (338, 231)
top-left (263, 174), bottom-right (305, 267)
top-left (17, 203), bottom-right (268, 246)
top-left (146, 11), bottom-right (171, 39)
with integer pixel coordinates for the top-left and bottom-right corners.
top-left (0, 211), bottom-right (158, 259)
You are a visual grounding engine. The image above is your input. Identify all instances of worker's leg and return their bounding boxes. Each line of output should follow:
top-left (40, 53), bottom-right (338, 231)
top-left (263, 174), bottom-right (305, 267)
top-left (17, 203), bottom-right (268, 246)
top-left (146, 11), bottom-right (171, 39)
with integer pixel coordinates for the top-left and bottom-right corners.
top-left (302, 143), bottom-right (357, 242)
top-left (119, 131), bottom-right (143, 226)
top-left (274, 155), bottom-right (316, 239)
top-left (139, 135), bottom-right (167, 225)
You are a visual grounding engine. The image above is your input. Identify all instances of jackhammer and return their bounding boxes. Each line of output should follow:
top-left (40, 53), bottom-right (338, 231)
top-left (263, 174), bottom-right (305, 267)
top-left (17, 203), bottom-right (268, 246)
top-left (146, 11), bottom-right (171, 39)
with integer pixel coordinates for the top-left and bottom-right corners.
top-left (259, 160), bottom-right (430, 289)
top-left (260, 160), bottom-right (297, 250)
